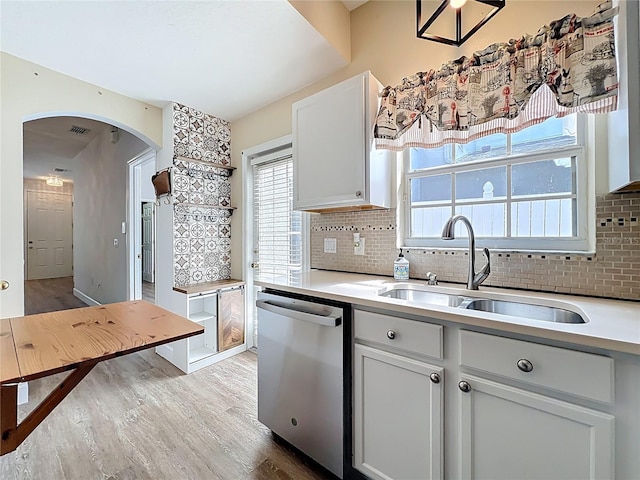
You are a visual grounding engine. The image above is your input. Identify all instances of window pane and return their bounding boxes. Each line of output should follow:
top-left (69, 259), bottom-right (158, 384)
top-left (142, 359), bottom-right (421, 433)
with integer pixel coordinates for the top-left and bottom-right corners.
top-left (409, 146), bottom-right (452, 170)
top-left (455, 204), bottom-right (506, 237)
top-left (411, 206), bottom-right (452, 237)
top-left (410, 174), bottom-right (451, 204)
top-left (512, 158), bottom-right (574, 197)
top-left (511, 198), bottom-right (576, 237)
top-left (455, 133), bottom-right (506, 163)
top-left (512, 115), bottom-right (577, 154)
top-left (455, 167), bottom-right (507, 201)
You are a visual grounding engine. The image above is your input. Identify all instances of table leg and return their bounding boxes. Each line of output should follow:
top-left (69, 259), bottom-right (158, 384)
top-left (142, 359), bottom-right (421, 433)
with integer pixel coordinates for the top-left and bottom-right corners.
top-left (0, 384), bottom-right (18, 455)
top-left (0, 360), bottom-right (97, 456)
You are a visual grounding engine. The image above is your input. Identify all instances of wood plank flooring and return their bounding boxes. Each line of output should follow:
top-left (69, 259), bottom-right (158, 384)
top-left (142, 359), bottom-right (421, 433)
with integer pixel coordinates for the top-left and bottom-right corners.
top-left (24, 277), bottom-right (87, 315)
top-left (142, 281), bottom-right (155, 304)
top-left (0, 350), bottom-right (335, 480)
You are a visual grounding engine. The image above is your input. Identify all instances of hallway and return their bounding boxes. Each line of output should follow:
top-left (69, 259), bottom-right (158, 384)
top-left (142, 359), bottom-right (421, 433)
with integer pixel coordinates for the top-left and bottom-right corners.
top-left (24, 276), bottom-right (87, 315)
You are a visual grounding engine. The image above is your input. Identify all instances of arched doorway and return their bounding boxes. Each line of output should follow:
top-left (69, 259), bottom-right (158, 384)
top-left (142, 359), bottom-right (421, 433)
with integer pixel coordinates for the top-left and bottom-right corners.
top-left (22, 115), bottom-right (156, 314)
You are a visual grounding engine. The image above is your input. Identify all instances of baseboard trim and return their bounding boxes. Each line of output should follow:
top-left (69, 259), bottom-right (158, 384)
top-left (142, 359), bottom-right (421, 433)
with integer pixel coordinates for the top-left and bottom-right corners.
top-left (73, 288), bottom-right (101, 306)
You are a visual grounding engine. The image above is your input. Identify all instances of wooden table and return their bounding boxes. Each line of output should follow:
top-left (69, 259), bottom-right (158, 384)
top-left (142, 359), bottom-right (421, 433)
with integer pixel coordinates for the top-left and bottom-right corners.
top-left (0, 301), bottom-right (203, 455)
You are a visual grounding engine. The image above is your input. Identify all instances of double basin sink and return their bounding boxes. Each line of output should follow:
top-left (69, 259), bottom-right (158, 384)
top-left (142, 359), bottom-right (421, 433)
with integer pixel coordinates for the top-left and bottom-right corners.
top-left (378, 283), bottom-right (586, 324)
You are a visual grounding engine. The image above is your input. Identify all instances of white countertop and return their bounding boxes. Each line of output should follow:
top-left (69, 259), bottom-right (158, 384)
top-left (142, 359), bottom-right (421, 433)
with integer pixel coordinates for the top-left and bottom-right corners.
top-left (256, 270), bottom-right (640, 355)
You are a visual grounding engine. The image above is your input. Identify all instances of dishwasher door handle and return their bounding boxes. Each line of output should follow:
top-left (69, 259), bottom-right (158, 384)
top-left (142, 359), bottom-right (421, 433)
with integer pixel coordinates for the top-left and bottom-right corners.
top-left (256, 300), bottom-right (341, 327)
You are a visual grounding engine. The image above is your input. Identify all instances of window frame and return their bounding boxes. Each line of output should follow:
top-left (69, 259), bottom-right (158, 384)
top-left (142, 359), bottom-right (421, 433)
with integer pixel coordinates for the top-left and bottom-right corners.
top-left (400, 115), bottom-right (592, 252)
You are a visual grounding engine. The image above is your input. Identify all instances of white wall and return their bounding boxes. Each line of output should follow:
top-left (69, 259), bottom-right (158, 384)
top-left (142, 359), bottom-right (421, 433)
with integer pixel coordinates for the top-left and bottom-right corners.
top-left (154, 104), bottom-right (186, 317)
top-left (0, 52), bottom-right (163, 317)
top-left (140, 158), bottom-right (156, 202)
top-left (73, 130), bottom-right (148, 304)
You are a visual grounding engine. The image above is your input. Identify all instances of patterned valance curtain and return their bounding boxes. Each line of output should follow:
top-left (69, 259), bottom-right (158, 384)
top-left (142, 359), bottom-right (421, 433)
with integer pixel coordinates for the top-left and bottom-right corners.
top-left (374, 2), bottom-right (619, 151)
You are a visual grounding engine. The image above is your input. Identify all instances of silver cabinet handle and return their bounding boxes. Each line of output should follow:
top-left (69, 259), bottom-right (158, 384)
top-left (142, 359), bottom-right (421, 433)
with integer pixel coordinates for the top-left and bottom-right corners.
top-left (458, 381), bottom-right (471, 393)
top-left (517, 359), bottom-right (534, 373)
top-left (1, 280), bottom-right (9, 291)
top-left (386, 330), bottom-right (396, 340)
top-left (430, 373), bottom-right (441, 384)
top-left (355, 190), bottom-right (362, 197)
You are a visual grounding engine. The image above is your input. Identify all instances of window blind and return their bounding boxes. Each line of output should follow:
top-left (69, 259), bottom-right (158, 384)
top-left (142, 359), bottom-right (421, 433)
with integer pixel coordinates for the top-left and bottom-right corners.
top-left (253, 155), bottom-right (303, 282)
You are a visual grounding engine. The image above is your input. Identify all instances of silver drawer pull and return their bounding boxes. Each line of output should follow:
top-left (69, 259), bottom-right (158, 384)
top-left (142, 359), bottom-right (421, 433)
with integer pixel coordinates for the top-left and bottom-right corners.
top-left (517, 359), bottom-right (534, 373)
top-left (458, 381), bottom-right (471, 393)
top-left (430, 373), bottom-right (441, 384)
top-left (386, 330), bottom-right (396, 340)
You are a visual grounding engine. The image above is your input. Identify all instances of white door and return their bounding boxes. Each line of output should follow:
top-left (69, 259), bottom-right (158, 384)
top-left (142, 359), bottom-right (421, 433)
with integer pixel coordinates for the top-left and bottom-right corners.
top-left (141, 202), bottom-right (154, 283)
top-left (353, 344), bottom-right (444, 480)
top-left (26, 191), bottom-right (73, 280)
top-left (243, 136), bottom-right (308, 349)
top-left (458, 374), bottom-right (615, 480)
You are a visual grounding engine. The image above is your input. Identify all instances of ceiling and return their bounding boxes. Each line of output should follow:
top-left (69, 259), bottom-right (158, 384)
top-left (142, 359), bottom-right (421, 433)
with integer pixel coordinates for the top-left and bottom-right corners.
top-left (22, 117), bottom-right (114, 181)
top-left (1, 0), bottom-right (365, 180)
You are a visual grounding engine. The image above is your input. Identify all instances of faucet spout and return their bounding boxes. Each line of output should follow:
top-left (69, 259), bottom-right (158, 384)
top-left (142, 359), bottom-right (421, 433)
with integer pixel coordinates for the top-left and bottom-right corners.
top-left (441, 215), bottom-right (491, 290)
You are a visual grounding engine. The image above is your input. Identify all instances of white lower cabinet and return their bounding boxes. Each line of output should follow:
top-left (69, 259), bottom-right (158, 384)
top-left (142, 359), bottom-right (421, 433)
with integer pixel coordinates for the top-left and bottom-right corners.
top-left (353, 344), bottom-right (443, 480)
top-left (458, 373), bottom-right (614, 480)
top-left (353, 310), bottom-right (444, 480)
top-left (155, 280), bottom-right (246, 374)
top-left (352, 309), bottom-right (623, 480)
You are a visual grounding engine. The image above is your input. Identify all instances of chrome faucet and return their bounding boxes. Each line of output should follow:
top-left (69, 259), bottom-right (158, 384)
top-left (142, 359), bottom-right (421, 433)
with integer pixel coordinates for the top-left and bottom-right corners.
top-left (441, 214), bottom-right (491, 290)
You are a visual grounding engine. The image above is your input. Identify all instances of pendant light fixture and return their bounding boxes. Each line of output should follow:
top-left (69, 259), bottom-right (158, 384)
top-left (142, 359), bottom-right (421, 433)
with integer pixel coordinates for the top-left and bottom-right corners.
top-left (417, 0), bottom-right (505, 46)
top-left (46, 175), bottom-right (63, 187)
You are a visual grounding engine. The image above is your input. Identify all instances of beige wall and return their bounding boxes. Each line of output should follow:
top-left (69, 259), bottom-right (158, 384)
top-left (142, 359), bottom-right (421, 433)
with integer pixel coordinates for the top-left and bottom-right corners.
top-left (230, 0), bottom-right (601, 278)
top-left (0, 53), bottom-right (163, 317)
top-left (289, 0), bottom-right (351, 63)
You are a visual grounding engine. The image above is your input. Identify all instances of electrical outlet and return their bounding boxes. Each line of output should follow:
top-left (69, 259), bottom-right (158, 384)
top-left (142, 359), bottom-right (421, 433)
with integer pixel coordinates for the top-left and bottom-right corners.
top-left (354, 237), bottom-right (365, 255)
top-left (324, 238), bottom-right (337, 254)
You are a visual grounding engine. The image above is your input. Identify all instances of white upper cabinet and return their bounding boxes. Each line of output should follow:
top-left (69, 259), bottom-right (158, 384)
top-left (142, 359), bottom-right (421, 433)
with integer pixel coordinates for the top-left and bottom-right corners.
top-left (292, 71), bottom-right (393, 212)
top-left (608, 0), bottom-right (640, 192)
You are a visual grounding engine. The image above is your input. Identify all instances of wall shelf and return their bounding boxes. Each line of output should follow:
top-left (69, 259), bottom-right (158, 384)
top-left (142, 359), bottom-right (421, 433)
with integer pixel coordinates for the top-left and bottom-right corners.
top-left (173, 155), bottom-right (236, 176)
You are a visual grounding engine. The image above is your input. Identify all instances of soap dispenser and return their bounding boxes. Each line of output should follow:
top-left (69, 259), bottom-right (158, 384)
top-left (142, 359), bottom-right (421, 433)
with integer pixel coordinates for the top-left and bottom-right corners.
top-left (394, 249), bottom-right (409, 280)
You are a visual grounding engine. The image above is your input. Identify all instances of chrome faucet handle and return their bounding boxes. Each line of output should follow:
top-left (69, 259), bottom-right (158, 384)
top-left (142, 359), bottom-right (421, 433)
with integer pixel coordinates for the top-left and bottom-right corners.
top-left (473, 248), bottom-right (491, 288)
top-left (481, 248), bottom-right (491, 274)
top-left (426, 272), bottom-right (438, 285)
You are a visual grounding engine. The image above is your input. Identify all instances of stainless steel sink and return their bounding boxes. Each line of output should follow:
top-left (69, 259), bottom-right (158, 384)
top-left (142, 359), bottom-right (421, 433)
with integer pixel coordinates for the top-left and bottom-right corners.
top-left (378, 284), bottom-right (467, 307)
top-left (461, 298), bottom-right (586, 324)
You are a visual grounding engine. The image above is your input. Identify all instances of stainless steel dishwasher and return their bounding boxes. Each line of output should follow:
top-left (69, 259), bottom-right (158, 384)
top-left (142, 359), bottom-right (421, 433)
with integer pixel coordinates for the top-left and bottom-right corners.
top-left (256, 290), bottom-right (344, 479)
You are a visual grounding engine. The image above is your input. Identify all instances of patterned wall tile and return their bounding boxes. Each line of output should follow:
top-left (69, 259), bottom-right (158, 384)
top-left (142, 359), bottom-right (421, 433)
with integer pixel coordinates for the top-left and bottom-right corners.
top-left (171, 102), bottom-right (233, 286)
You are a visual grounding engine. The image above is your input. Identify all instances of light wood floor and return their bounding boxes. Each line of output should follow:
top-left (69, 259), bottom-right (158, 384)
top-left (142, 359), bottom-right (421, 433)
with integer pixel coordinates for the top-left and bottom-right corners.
top-left (142, 281), bottom-right (155, 304)
top-left (0, 350), bottom-right (335, 480)
top-left (24, 277), bottom-right (88, 315)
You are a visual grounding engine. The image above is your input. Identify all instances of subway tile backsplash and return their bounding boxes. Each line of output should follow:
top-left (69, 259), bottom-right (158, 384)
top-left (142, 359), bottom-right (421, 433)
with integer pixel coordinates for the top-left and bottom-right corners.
top-left (310, 193), bottom-right (640, 301)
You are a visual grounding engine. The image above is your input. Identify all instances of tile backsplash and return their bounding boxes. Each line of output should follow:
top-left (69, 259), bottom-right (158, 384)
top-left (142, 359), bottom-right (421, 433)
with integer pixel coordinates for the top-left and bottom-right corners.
top-left (311, 193), bottom-right (640, 301)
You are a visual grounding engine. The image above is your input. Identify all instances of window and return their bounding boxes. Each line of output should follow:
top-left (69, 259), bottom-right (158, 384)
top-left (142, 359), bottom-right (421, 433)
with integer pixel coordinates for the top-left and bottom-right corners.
top-left (403, 114), bottom-right (590, 251)
top-left (253, 151), bottom-right (305, 282)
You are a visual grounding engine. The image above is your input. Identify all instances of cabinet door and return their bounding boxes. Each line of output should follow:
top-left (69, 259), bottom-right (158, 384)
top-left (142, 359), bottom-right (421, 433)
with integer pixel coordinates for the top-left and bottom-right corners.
top-left (293, 73), bottom-right (366, 210)
top-left (353, 344), bottom-right (443, 480)
top-left (218, 287), bottom-right (245, 352)
top-left (458, 374), bottom-right (614, 480)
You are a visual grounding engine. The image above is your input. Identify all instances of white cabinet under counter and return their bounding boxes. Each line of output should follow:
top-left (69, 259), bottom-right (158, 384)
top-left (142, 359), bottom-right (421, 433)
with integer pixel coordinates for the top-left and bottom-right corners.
top-left (292, 71), bottom-right (393, 212)
top-left (155, 279), bottom-right (246, 373)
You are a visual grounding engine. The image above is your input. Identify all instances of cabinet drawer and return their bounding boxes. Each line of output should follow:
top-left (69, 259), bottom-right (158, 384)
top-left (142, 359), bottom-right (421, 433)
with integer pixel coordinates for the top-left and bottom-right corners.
top-left (354, 310), bottom-right (442, 360)
top-left (459, 330), bottom-right (614, 404)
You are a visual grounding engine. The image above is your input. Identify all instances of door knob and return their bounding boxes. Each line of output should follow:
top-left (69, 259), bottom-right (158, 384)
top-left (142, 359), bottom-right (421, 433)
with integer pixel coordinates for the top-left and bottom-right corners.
top-left (1, 280), bottom-right (9, 291)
